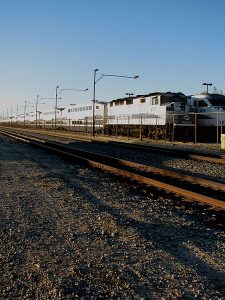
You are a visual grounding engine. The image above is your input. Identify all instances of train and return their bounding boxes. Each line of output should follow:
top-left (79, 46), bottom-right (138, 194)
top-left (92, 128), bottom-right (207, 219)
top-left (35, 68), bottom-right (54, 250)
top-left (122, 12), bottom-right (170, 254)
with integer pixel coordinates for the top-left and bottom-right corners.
top-left (39, 91), bottom-right (189, 138)
top-left (1, 91), bottom-right (225, 141)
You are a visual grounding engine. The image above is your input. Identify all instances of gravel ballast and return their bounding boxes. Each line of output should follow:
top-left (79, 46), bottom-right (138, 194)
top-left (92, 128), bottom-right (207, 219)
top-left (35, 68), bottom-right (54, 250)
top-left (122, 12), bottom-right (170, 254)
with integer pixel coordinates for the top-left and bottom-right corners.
top-left (0, 135), bottom-right (225, 299)
top-left (48, 136), bottom-right (225, 184)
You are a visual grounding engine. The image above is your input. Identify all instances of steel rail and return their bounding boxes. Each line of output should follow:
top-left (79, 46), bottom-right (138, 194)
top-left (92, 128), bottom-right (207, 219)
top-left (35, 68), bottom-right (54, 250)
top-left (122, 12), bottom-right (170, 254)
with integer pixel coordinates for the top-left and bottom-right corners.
top-left (0, 129), bottom-right (225, 211)
top-left (103, 141), bottom-right (225, 164)
top-left (1, 128), bottom-right (225, 191)
top-left (1, 129), bottom-right (225, 192)
top-left (18, 132), bottom-right (225, 192)
top-left (1, 126), bottom-right (224, 163)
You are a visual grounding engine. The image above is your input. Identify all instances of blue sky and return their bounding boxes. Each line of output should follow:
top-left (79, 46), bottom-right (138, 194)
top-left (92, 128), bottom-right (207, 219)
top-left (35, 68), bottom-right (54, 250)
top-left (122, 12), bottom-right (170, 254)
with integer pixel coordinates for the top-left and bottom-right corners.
top-left (0, 0), bottom-right (225, 113)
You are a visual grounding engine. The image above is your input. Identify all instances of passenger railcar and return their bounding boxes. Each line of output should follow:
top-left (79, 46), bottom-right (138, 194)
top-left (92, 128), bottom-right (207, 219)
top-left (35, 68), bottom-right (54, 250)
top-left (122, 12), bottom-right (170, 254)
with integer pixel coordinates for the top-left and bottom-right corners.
top-left (105, 92), bottom-right (189, 138)
top-left (63, 101), bottom-right (106, 133)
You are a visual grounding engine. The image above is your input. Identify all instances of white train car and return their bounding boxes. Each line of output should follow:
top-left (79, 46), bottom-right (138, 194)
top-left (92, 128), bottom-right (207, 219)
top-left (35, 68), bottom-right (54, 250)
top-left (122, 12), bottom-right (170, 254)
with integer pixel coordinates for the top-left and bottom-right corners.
top-left (106, 92), bottom-right (188, 126)
top-left (42, 110), bottom-right (61, 122)
top-left (64, 101), bottom-right (106, 132)
top-left (187, 93), bottom-right (225, 126)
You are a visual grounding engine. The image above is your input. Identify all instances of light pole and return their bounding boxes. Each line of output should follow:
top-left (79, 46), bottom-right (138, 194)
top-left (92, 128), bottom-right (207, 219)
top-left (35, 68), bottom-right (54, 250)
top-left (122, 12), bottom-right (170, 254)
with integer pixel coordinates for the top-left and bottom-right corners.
top-left (54, 86), bottom-right (88, 129)
top-left (202, 82), bottom-right (212, 93)
top-left (24, 101), bottom-right (27, 126)
top-left (93, 68), bottom-right (98, 137)
top-left (57, 107), bottom-right (65, 129)
top-left (55, 86), bottom-right (60, 129)
top-left (125, 93), bottom-right (134, 98)
top-left (23, 101), bottom-right (34, 127)
top-left (92, 69), bottom-right (139, 137)
top-left (35, 95), bottom-right (46, 129)
top-left (16, 104), bottom-right (19, 125)
top-left (35, 95), bottom-right (39, 129)
top-left (9, 107), bottom-right (13, 126)
top-left (37, 111), bottom-right (42, 126)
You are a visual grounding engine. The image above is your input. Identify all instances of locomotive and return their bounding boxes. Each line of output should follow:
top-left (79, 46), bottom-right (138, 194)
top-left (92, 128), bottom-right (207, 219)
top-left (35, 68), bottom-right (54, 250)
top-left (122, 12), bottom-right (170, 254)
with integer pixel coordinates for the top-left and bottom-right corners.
top-left (186, 92), bottom-right (225, 142)
top-left (187, 93), bottom-right (225, 126)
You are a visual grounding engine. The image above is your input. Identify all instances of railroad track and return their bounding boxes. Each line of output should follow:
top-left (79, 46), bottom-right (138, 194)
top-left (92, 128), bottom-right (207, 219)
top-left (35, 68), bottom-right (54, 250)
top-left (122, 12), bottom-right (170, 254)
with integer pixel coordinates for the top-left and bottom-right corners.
top-left (0, 128), bottom-right (225, 212)
top-left (1, 126), bottom-right (224, 165)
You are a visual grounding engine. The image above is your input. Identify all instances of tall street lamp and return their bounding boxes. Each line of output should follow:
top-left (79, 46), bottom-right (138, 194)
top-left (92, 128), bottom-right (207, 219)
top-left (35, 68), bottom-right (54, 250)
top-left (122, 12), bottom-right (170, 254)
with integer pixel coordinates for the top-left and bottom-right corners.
top-left (23, 101), bottom-right (34, 127)
top-left (24, 100), bottom-right (27, 126)
top-left (202, 82), bottom-right (212, 93)
top-left (35, 95), bottom-right (39, 128)
top-left (93, 69), bottom-right (99, 137)
top-left (92, 69), bottom-right (139, 136)
top-left (35, 95), bottom-right (46, 129)
top-left (55, 86), bottom-right (88, 129)
top-left (37, 111), bottom-right (42, 126)
top-left (55, 86), bottom-right (60, 129)
top-left (125, 93), bottom-right (134, 98)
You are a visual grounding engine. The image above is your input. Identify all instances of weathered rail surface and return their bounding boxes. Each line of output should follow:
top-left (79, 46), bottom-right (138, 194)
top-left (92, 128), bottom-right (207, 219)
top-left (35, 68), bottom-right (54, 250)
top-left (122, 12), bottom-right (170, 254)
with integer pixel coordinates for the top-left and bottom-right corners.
top-left (0, 128), bottom-right (224, 211)
top-left (1, 126), bottom-right (225, 164)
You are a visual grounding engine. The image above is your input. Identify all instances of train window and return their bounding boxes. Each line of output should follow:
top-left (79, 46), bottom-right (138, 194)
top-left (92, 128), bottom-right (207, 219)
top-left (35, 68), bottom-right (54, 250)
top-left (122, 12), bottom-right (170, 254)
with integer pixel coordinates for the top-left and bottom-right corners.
top-left (110, 102), bottom-right (113, 107)
top-left (75, 108), bottom-right (77, 112)
top-left (152, 96), bottom-right (159, 105)
top-left (161, 96), bottom-right (170, 105)
top-left (198, 100), bottom-right (207, 107)
top-left (119, 100), bottom-right (124, 105)
top-left (140, 98), bottom-right (145, 103)
top-left (126, 99), bottom-right (133, 105)
top-left (96, 106), bottom-right (99, 109)
top-left (115, 102), bottom-right (119, 106)
top-left (86, 106), bottom-right (89, 110)
top-left (209, 97), bottom-right (225, 106)
top-left (89, 106), bottom-right (92, 110)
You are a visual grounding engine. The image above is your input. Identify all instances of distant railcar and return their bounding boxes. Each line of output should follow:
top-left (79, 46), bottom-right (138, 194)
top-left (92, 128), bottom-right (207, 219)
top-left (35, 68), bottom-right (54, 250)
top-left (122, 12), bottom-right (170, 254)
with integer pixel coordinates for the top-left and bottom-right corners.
top-left (64, 102), bottom-right (106, 133)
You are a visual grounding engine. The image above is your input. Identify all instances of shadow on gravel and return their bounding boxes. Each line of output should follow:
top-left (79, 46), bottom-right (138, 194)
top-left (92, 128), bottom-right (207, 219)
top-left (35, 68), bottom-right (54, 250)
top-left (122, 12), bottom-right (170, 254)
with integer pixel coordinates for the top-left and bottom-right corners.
top-left (63, 178), bottom-right (225, 295)
top-left (1, 136), bottom-right (224, 298)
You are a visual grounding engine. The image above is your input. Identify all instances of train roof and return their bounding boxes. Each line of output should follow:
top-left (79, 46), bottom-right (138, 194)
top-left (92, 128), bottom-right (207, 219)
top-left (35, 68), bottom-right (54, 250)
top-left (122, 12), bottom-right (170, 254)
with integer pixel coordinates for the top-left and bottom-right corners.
top-left (109, 92), bottom-right (186, 103)
top-left (67, 101), bottom-right (107, 107)
top-left (188, 93), bottom-right (225, 99)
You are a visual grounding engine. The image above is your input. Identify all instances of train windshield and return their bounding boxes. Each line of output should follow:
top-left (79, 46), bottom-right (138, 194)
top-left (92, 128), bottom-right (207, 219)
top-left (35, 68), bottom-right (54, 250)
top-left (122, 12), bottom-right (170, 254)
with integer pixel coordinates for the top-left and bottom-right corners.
top-left (208, 96), bottom-right (225, 107)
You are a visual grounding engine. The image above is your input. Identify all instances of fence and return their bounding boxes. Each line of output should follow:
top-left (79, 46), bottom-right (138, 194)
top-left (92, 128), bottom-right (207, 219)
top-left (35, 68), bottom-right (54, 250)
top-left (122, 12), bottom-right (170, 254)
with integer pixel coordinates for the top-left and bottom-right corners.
top-left (1, 111), bottom-right (224, 144)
